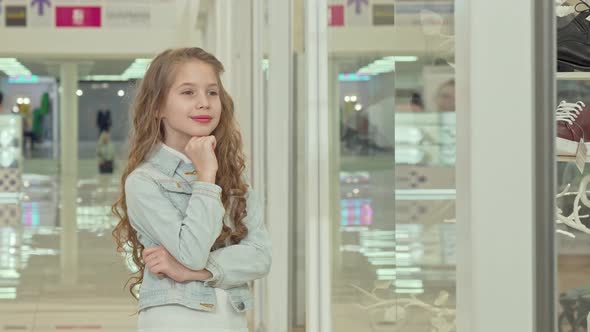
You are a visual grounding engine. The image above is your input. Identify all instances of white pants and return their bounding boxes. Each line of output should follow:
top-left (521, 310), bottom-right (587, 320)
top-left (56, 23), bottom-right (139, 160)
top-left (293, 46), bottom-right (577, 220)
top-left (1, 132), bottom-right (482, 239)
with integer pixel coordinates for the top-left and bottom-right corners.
top-left (138, 288), bottom-right (248, 332)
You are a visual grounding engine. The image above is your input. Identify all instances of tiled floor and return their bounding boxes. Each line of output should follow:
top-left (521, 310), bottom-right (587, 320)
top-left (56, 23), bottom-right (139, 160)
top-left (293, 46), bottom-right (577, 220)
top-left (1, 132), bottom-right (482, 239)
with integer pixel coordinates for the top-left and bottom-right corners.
top-left (0, 157), bottom-right (137, 332)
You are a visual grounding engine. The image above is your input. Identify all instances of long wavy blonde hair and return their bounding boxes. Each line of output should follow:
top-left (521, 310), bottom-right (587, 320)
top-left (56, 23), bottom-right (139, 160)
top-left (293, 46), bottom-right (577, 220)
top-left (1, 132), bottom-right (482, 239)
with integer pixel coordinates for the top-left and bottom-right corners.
top-left (112, 48), bottom-right (249, 299)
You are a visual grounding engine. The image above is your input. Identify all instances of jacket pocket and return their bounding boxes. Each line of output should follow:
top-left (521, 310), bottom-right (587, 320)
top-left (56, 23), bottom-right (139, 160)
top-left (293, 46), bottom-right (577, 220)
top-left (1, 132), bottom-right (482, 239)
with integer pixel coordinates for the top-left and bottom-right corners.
top-left (156, 180), bottom-right (192, 216)
top-left (157, 180), bottom-right (193, 194)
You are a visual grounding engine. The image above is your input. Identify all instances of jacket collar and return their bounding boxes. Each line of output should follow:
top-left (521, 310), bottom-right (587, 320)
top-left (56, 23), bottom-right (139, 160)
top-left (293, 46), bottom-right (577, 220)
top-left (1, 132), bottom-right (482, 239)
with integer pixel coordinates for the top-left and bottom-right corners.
top-left (147, 143), bottom-right (196, 178)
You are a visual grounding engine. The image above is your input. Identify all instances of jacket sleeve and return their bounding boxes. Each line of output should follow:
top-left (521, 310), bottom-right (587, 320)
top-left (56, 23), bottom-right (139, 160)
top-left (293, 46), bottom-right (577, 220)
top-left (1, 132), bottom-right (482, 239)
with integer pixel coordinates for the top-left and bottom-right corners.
top-left (125, 171), bottom-right (225, 270)
top-left (203, 189), bottom-right (272, 289)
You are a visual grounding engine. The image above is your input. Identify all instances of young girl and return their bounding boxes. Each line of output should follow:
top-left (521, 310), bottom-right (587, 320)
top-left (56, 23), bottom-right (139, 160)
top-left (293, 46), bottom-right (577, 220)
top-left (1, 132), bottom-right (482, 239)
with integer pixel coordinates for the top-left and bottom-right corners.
top-left (112, 48), bottom-right (272, 332)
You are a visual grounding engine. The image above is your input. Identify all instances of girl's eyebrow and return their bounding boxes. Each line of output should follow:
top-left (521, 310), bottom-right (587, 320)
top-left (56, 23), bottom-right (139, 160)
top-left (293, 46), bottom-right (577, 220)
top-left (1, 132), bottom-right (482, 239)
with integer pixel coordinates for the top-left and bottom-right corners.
top-left (176, 82), bottom-right (219, 88)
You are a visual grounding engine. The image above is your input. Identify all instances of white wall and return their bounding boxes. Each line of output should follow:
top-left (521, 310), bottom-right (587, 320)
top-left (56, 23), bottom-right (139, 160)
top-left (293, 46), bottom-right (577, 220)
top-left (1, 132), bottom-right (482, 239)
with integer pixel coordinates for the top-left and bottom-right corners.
top-left (329, 26), bottom-right (445, 55)
top-left (0, 0), bottom-right (201, 58)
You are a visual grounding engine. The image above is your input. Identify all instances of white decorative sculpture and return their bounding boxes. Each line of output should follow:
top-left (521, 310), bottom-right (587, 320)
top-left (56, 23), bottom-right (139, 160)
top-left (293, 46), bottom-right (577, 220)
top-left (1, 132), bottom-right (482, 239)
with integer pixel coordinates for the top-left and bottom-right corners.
top-left (556, 176), bottom-right (590, 238)
top-left (350, 282), bottom-right (456, 332)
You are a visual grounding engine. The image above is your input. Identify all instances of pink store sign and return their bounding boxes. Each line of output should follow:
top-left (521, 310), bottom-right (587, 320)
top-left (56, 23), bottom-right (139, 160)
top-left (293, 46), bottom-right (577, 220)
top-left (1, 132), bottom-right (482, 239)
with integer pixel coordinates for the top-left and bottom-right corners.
top-left (56, 7), bottom-right (101, 27)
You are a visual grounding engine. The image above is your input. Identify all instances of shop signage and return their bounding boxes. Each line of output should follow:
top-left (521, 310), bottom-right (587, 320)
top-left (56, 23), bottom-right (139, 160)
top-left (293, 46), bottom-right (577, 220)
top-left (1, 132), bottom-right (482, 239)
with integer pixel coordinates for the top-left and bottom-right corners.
top-left (345, 0), bottom-right (371, 26)
top-left (348, 0), bottom-right (369, 14)
top-left (56, 6), bottom-right (101, 27)
top-left (104, 6), bottom-right (150, 28)
top-left (6, 6), bottom-right (26, 27)
top-left (373, 4), bottom-right (395, 25)
top-left (329, 5), bottom-right (344, 26)
top-left (31, 0), bottom-right (51, 16)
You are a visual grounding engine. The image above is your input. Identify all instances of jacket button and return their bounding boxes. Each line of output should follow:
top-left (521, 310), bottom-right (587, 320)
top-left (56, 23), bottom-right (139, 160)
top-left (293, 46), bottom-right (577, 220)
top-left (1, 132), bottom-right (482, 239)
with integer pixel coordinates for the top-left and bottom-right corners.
top-left (237, 302), bottom-right (245, 310)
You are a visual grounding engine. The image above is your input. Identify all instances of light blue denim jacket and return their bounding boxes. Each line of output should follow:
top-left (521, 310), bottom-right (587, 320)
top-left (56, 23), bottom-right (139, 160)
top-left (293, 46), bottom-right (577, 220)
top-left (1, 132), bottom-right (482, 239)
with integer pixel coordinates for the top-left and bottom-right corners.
top-left (125, 144), bottom-right (272, 313)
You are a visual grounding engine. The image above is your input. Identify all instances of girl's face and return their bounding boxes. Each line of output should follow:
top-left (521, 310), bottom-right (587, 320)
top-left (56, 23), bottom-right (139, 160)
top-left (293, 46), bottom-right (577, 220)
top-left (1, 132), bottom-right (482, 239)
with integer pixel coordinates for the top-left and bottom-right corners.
top-left (160, 60), bottom-right (222, 145)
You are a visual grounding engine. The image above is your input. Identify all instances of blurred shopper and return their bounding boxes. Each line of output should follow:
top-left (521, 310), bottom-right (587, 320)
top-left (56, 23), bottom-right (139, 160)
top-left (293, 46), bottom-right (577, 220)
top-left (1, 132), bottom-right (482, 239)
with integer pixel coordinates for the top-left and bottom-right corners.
top-left (410, 92), bottom-right (424, 112)
top-left (97, 131), bottom-right (114, 174)
top-left (112, 48), bottom-right (271, 332)
top-left (96, 108), bottom-right (112, 135)
top-left (435, 79), bottom-right (456, 112)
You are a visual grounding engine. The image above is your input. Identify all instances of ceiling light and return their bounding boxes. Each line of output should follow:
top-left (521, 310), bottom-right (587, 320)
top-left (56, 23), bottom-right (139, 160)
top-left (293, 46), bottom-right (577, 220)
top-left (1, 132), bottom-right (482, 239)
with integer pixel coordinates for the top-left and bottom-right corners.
top-left (121, 58), bottom-right (152, 79)
top-left (356, 56), bottom-right (419, 76)
top-left (384, 56), bottom-right (418, 62)
top-left (8, 75), bottom-right (38, 84)
top-left (82, 75), bottom-right (128, 81)
top-left (350, 96), bottom-right (357, 102)
top-left (118, 90), bottom-right (125, 97)
top-left (82, 58), bottom-right (152, 81)
top-left (0, 58), bottom-right (31, 77)
top-left (76, 89), bottom-right (83, 96)
top-left (338, 73), bottom-right (371, 82)
top-left (344, 96), bottom-right (350, 102)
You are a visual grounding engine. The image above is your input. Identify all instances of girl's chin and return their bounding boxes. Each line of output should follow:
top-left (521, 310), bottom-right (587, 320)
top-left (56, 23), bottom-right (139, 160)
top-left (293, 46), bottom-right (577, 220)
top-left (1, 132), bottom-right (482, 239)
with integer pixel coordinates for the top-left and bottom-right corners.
top-left (187, 130), bottom-right (213, 137)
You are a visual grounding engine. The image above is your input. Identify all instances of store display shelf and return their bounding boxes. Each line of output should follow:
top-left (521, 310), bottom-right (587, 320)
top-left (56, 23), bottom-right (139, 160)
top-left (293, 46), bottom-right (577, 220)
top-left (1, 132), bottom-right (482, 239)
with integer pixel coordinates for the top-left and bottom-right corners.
top-left (556, 72), bottom-right (590, 80)
top-left (557, 155), bottom-right (590, 163)
top-left (395, 188), bottom-right (456, 201)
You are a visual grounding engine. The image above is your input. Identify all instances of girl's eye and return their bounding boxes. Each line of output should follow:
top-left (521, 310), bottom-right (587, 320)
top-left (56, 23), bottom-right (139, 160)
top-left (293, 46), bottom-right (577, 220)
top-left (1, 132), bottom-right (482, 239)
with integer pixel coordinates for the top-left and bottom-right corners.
top-left (208, 91), bottom-right (219, 96)
top-left (182, 90), bottom-right (194, 95)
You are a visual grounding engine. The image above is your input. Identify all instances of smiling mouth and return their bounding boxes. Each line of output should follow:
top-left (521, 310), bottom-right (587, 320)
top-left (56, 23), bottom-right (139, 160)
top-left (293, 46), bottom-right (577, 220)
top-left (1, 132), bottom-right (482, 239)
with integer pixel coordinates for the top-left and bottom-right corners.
top-left (191, 116), bottom-right (212, 123)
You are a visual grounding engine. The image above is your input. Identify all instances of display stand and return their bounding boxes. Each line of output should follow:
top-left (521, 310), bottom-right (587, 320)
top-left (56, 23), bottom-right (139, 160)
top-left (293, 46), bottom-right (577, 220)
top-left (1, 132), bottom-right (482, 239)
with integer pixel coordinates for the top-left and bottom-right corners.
top-left (0, 114), bottom-right (23, 202)
top-left (556, 73), bottom-right (590, 332)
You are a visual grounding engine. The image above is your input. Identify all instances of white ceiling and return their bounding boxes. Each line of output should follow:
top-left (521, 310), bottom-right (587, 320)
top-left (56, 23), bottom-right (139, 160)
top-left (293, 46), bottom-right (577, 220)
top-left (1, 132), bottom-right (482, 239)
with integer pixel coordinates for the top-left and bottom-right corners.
top-left (15, 58), bottom-right (136, 78)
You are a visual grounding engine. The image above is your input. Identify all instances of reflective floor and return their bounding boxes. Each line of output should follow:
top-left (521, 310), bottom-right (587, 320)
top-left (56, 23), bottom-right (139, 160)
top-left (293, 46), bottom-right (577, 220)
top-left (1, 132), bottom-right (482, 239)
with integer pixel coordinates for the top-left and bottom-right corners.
top-left (0, 155), bottom-right (137, 332)
top-left (0, 146), bottom-right (460, 332)
top-left (4, 153), bottom-right (588, 332)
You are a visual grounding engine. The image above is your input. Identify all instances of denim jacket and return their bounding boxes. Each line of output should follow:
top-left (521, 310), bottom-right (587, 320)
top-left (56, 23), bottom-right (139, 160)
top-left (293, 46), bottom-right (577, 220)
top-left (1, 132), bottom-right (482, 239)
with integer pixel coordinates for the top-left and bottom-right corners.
top-left (125, 144), bottom-right (272, 313)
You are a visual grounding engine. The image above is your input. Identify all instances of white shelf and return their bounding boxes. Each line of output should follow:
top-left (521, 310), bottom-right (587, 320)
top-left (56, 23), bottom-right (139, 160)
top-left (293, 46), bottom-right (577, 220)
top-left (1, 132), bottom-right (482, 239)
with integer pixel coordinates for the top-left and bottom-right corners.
top-left (556, 72), bottom-right (590, 80)
top-left (557, 155), bottom-right (590, 163)
top-left (395, 188), bottom-right (456, 200)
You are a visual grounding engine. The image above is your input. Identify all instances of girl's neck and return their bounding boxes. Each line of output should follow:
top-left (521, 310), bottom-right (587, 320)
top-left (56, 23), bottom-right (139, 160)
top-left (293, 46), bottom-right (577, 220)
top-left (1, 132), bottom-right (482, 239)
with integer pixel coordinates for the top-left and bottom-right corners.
top-left (163, 134), bottom-right (190, 154)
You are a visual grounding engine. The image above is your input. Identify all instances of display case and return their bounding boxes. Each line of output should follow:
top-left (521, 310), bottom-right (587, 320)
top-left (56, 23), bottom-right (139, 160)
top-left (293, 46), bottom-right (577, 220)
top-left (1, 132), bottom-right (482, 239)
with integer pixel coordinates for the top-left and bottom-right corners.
top-left (0, 115), bottom-right (23, 227)
top-left (555, 76), bottom-right (590, 332)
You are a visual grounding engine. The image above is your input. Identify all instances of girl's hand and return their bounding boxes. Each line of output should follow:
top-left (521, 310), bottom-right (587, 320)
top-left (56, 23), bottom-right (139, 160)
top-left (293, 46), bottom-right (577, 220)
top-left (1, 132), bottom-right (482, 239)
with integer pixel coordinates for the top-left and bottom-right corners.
top-left (142, 246), bottom-right (213, 282)
top-left (184, 136), bottom-right (218, 183)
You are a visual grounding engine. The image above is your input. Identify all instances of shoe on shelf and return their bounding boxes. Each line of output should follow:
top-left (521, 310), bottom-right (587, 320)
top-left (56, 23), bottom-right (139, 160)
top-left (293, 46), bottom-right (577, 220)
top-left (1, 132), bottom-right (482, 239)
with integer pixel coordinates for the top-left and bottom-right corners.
top-left (557, 100), bottom-right (589, 155)
top-left (557, 8), bottom-right (590, 71)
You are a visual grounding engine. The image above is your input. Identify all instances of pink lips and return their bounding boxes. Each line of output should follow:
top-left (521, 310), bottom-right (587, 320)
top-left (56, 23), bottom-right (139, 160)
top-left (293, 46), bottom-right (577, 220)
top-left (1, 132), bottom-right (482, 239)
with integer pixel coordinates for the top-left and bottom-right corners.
top-left (191, 115), bottom-right (212, 123)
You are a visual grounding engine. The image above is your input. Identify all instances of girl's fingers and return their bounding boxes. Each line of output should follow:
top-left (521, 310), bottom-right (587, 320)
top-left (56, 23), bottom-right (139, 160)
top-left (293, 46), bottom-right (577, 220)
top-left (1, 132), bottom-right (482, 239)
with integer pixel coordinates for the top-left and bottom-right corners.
top-left (142, 246), bottom-right (163, 260)
top-left (144, 254), bottom-right (158, 265)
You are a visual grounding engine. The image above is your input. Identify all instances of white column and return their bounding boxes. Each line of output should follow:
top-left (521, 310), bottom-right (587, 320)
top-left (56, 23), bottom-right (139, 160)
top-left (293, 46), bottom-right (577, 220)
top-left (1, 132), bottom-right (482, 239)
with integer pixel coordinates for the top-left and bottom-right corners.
top-left (59, 62), bottom-right (79, 285)
top-left (174, 0), bottom-right (201, 47)
top-left (328, 60), bottom-right (341, 280)
top-left (59, 63), bottom-right (78, 178)
top-left (251, 0), bottom-right (267, 330)
top-left (214, 0), bottom-right (233, 93)
top-left (455, 0), bottom-right (553, 331)
top-left (304, 0), bottom-right (331, 331)
top-left (230, 0), bottom-right (253, 164)
top-left (266, 0), bottom-right (292, 331)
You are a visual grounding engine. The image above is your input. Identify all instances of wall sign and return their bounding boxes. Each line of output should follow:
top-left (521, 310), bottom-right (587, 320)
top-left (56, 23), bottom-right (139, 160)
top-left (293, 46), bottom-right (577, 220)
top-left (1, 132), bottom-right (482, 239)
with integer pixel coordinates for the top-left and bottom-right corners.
top-left (56, 6), bottom-right (101, 28)
top-left (6, 6), bottom-right (26, 27)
